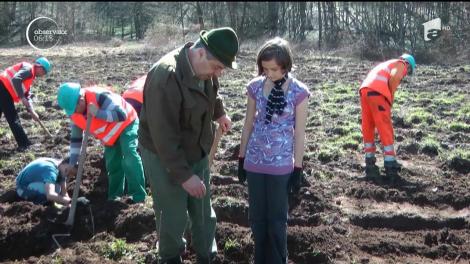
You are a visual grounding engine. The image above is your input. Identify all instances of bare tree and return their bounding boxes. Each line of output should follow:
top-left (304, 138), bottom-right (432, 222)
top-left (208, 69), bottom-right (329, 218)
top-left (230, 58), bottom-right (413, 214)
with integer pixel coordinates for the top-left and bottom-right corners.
top-left (0, 1), bottom-right (469, 63)
top-left (195, 2), bottom-right (204, 30)
top-left (268, 2), bottom-right (279, 36)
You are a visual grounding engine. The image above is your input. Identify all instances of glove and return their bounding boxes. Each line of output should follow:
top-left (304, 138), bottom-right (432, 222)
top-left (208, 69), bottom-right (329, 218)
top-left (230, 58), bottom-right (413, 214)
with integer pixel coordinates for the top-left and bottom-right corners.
top-left (87, 103), bottom-right (99, 117)
top-left (238, 157), bottom-right (247, 184)
top-left (77, 196), bottom-right (90, 205)
top-left (288, 167), bottom-right (303, 194)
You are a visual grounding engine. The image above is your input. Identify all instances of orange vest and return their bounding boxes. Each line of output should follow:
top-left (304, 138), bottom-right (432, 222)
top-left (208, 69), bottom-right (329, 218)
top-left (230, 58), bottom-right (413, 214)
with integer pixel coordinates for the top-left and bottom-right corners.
top-left (70, 87), bottom-right (137, 146)
top-left (0, 62), bottom-right (35, 103)
top-left (122, 75), bottom-right (146, 104)
top-left (359, 59), bottom-right (406, 104)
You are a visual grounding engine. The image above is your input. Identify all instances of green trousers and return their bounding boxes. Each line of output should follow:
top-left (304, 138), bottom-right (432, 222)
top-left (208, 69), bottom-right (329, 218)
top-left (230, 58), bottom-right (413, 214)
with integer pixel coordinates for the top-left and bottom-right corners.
top-left (140, 145), bottom-right (217, 262)
top-left (104, 119), bottom-right (146, 202)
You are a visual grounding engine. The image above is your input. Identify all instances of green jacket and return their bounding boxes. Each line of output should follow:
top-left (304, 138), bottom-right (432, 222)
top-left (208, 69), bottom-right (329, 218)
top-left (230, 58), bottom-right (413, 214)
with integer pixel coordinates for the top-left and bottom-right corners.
top-left (139, 43), bottom-right (226, 184)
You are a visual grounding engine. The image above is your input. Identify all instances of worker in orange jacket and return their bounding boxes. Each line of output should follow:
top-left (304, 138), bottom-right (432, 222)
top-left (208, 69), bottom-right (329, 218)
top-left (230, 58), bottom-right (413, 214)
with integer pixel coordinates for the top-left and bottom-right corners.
top-left (122, 74), bottom-right (146, 116)
top-left (359, 54), bottom-right (416, 181)
top-left (57, 83), bottom-right (147, 203)
top-left (0, 57), bottom-right (52, 150)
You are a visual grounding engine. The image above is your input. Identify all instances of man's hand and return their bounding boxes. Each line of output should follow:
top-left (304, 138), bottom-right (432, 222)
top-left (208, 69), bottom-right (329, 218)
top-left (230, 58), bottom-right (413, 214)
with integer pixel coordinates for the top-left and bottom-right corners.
top-left (182, 175), bottom-right (206, 198)
top-left (77, 196), bottom-right (90, 205)
top-left (21, 98), bottom-right (32, 111)
top-left (217, 115), bottom-right (232, 133)
top-left (62, 195), bottom-right (72, 205)
top-left (87, 103), bottom-right (99, 117)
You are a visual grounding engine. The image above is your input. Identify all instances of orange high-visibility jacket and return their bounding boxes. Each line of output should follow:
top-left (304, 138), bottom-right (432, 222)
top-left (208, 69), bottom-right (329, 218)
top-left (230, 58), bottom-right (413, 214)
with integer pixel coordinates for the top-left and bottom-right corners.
top-left (70, 87), bottom-right (137, 146)
top-left (359, 59), bottom-right (406, 104)
top-left (122, 74), bottom-right (146, 104)
top-left (0, 62), bottom-right (35, 103)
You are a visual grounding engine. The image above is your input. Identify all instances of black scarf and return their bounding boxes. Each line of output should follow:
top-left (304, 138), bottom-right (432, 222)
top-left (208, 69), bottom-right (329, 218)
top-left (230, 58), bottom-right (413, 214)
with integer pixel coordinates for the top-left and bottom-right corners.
top-left (265, 74), bottom-right (288, 124)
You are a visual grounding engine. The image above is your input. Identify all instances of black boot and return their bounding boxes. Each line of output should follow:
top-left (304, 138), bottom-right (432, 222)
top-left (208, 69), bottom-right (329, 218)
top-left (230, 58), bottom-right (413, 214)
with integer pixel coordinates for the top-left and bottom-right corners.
top-left (196, 252), bottom-right (216, 264)
top-left (16, 140), bottom-right (32, 152)
top-left (365, 157), bottom-right (380, 179)
top-left (384, 160), bottom-right (402, 182)
top-left (196, 255), bottom-right (210, 264)
top-left (160, 256), bottom-right (182, 264)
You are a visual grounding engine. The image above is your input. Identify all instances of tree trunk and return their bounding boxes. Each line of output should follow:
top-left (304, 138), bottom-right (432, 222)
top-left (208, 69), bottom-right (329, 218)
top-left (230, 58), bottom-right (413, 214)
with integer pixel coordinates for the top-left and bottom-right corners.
top-left (267, 2), bottom-right (279, 36)
top-left (121, 18), bottom-right (124, 39)
top-left (133, 2), bottom-right (144, 39)
top-left (69, 2), bottom-right (76, 42)
top-left (29, 2), bottom-right (36, 21)
top-left (195, 2), bottom-right (204, 30)
top-left (239, 2), bottom-right (248, 41)
top-left (0, 2), bottom-right (16, 43)
top-left (298, 2), bottom-right (307, 40)
top-left (180, 2), bottom-right (185, 41)
top-left (398, 2), bottom-right (405, 48)
top-left (227, 2), bottom-right (238, 32)
top-left (318, 2), bottom-right (322, 50)
top-left (280, 2), bottom-right (286, 34)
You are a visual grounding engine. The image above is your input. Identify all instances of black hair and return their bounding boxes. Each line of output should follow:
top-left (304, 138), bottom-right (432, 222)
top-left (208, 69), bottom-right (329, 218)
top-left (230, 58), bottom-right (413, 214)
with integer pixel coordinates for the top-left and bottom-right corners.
top-left (59, 156), bottom-right (78, 170)
top-left (256, 37), bottom-right (293, 76)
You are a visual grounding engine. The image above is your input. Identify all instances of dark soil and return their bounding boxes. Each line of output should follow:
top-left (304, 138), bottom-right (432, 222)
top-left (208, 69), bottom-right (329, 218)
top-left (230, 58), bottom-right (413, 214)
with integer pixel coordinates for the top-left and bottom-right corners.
top-left (0, 42), bottom-right (469, 263)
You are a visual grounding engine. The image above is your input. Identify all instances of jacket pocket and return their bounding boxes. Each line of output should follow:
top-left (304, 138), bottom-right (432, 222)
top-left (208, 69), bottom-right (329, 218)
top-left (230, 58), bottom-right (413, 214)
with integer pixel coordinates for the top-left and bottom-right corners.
top-left (181, 96), bottom-right (196, 129)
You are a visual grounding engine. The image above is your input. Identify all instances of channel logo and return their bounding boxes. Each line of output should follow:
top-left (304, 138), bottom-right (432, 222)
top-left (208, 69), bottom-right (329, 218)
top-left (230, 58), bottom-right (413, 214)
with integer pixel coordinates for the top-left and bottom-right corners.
top-left (422, 18), bottom-right (450, 42)
top-left (26, 17), bottom-right (67, 50)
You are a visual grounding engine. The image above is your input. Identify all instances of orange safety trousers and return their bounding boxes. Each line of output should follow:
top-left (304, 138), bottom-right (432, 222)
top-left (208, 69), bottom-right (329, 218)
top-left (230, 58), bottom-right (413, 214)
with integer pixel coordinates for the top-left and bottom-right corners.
top-left (360, 88), bottom-right (396, 158)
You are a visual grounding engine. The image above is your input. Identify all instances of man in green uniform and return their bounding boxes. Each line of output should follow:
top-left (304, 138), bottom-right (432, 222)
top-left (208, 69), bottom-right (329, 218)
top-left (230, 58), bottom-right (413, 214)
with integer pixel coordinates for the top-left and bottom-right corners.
top-left (138, 27), bottom-right (239, 264)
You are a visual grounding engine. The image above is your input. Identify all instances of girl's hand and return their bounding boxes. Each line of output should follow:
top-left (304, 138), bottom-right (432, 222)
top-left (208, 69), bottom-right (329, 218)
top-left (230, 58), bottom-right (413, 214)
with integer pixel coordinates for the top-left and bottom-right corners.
top-left (288, 167), bottom-right (303, 194)
top-left (238, 157), bottom-right (247, 184)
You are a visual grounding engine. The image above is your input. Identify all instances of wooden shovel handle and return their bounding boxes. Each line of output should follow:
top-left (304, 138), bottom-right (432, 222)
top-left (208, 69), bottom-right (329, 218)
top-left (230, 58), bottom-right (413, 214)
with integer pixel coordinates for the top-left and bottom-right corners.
top-left (209, 124), bottom-right (224, 168)
top-left (36, 119), bottom-right (53, 138)
top-left (65, 115), bottom-right (92, 227)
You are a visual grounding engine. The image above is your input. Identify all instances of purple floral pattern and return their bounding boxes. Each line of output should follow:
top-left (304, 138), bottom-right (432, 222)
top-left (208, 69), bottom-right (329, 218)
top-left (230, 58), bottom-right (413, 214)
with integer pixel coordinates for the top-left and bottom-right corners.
top-left (244, 74), bottom-right (310, 175)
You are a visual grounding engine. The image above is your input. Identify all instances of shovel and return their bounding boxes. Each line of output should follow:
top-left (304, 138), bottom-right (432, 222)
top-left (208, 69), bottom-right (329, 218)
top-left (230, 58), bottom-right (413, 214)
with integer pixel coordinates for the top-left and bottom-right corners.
top-left (209, 124), bottom-right (224, 168)
top-left (65, 114), bottom-right (92, 227)
top-left (35, 118), bottom-right (53, 138)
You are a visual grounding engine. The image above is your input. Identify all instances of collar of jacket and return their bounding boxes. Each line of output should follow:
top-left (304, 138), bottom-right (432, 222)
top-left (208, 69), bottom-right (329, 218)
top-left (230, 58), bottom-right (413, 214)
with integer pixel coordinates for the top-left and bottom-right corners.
top-left (176, 42), bottom-right (210, 95)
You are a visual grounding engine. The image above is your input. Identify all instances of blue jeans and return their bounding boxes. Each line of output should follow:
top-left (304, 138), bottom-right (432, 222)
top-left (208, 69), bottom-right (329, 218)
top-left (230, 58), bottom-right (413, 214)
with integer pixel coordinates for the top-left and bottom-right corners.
top-left (247, 171), bottom-right (290, 264)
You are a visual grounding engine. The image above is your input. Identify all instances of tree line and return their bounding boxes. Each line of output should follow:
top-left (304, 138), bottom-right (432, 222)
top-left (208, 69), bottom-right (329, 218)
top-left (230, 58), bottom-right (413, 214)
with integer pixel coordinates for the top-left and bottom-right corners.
top-left (1, 2), bottom-right (468, 62)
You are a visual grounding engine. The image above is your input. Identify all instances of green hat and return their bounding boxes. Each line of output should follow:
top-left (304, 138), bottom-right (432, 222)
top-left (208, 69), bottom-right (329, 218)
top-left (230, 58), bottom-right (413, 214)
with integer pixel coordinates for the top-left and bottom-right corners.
top-left (199, 27), bottom-right (239, 69)
top-left (57, 82), bottom-right (81, 116)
